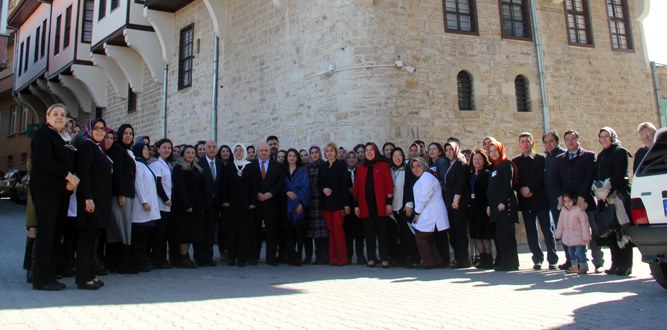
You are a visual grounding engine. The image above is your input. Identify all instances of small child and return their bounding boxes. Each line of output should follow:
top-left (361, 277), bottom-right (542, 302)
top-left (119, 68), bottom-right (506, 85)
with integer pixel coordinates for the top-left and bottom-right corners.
top-left (555, 193), bottom-right (592, 274)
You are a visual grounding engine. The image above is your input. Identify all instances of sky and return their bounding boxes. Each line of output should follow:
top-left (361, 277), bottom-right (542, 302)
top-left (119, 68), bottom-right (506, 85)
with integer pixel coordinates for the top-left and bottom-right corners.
top-left (643, 1), bottom-right (667, 64)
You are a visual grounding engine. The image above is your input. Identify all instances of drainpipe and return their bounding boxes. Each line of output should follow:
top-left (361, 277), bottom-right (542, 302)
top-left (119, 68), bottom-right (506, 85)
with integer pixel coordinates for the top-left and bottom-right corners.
top-left (161, 63), bottom-right (168, 138)
top-left (650, 62), bottom-right (666, 127)
top-left (211, 35), bottom-right (219, 141)
top-left (529, 0), bottom-right (549, 132)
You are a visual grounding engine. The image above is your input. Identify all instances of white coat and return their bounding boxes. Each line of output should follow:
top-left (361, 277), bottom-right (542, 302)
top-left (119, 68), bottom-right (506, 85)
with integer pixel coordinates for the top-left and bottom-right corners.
top-left (412, 172), bottom-right (449, 232)
top-left (132, 160), bottom-right (161, 223)
top-left (149, 157), bottom-right (172, 212)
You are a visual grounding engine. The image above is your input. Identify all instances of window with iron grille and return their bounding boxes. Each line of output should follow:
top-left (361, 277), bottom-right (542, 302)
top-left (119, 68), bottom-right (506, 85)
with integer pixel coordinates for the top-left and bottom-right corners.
top-left (178, 24), bottom-right (194, 90)
top-left (606, 0), bottom-right (632, 50)
top-left (54, 15), bottom-right (61, 55)
top-left (499, 0), bottom-right (531, 39)
top-left (515, 75), bottom-right (531, 112)
top-left (128, 86), bottom-right (137, 113)
top-left (99, 0), bottom-right (106, 20)
top-left (444, 0), bottom-right (478, 34)
top-left (457, 71), bottom-right (474, 111)
top-left (81, 0), bottom-right (93, 43)
top-left (34, 26), bottom-right (40, 62)
top-left (565, 0), bottom-right (593, 45)
top-left (63, 6), bottom-right (72, 49)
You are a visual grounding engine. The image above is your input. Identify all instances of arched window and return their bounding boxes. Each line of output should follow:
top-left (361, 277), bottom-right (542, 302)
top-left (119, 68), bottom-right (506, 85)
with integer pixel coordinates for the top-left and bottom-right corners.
top-left (515, 75), bottom-right (531, 112)
top-left (457, 71), bottom-right (474, 111)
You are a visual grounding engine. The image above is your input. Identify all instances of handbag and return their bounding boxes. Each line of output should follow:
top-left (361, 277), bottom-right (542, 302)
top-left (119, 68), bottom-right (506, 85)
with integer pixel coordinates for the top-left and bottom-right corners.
top-left (595, 201), bottom-right (618, 238)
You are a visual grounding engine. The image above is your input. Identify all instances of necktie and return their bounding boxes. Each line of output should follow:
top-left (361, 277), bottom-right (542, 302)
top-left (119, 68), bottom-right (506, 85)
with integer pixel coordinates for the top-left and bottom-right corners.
top-left (261, 161), bottom-right (266, 179)
top-left (568, 152), bottom-right (575, 160)
top-left (210, 160), bottom-right (216, 180)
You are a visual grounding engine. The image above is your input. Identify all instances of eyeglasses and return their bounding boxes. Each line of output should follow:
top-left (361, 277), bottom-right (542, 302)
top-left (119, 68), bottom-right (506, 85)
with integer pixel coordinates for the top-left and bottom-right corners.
top-left (93, 126), bottom-right (106, 132)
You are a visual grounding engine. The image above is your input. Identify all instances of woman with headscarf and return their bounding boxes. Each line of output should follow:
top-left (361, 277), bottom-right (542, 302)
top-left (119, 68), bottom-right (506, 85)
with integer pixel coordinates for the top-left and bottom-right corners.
top-left (594, 127), bottom-right (634, 276)
top-left (305, 145), bottom-right (328, 264)
top-left (29, 104), bottom-right (79, 290)
top-left (283, 148), bottom-right (310, 266)
top-left (221, 144), bottom-right (259, 267)
top-left (353, 142), bottom-right (394, 268)
top-left (171, 145), bottom-right (204, 268)
top-left (444, 141), bottom-right (471, 268)
top-left (130, 142), bottom-right (161, 272)
top-left (74, 118), bottom-right (113, 290)
top-left (410, 157), bottom-right (450, 268)
top-left (149, 138), bottom-right (173, 269)
top-left (106, 124), bottom-right (137, 274)
top-left (318, 143), bottom-right (351, 266)
top-left (486, 141), bottom-right (520, 271)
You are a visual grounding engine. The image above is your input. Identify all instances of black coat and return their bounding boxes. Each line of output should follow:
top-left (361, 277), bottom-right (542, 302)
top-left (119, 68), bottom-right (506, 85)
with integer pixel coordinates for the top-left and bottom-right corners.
top-left (596, 144), bottom-right (631, 196)
top-left (29, 124), bottom-right (75, 193)
top-left (633, 146), bottom-right (649, 173)
top-left (544, 146), bottom-right (566, 208)
top-left (75, 140), bottom-right (113, 229)
top-left (512, 153), bottom-right (549, 212)
top-left (222, 162), bottom-right (259, 233)
top-left (108, 142), bottom-right (136, 198)
top-left (171, 163), bottom-right (204, 243)
top-left (555, 148), bottom-right (596, 211)
top-left (256, 159), bottom-right (285, 206)
top-left (198, 156), bottom-right (224, 209)
top-left (444, 159), bottom-right (469, 208)
top-left (317, 159), bottom-right (351, 210)
top-left (486, 160), bottom-right (518, 222)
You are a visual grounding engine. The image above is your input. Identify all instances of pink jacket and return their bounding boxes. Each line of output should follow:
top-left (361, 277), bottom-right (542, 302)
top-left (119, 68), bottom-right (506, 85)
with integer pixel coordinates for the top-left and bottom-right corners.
top-left (555, 207), bottom-right (592, 247)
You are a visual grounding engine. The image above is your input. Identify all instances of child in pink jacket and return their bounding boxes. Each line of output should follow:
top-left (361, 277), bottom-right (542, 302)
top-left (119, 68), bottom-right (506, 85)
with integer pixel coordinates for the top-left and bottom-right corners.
top-left (555, 193), bottom-right (592, 274)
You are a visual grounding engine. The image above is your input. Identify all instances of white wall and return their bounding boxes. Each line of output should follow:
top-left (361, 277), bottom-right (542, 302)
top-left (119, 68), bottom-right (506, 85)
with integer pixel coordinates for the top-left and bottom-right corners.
top-left (48, 0), bottom-right (79, 76)
top-left (14, 3), bottom-right (50, 91)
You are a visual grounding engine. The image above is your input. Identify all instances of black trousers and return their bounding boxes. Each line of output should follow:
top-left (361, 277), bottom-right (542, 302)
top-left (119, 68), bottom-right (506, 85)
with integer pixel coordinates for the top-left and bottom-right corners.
top-left (362, 215), bottom-right (389, 262)
top-left (394, 211), bottom-right (419, 265)
top-left (150, 212), bottom-right (169, 266)
top-left (225, 231), bottom-right (252, 263)
top-left (195, 206), bottom-right (220, 262)
top-left (494, 218), bottom-right (519, 270)
top-left (448, 207), bottom-right (470, 266)
top-left (75, 228), bottom-right (100, 284)
top-left (435, 229), bottom-right (451, 265)
top-left (131, 222), bottom-right (154, 269)
top-left (31, 189), bottom-right (69, 287)
top-left (608, 238), bottom-right (634, 269)
top-left (62, 217), bottom-right (78, 271)
top-left (257, 202), bottom-right (279, 263)
top-left (285, 220), bottom-right (305, 264)
top-left (344, 214), bottom-right (365, 262)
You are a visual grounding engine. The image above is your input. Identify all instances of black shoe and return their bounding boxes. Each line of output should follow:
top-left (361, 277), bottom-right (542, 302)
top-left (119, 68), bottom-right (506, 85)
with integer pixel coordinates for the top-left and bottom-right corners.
top-left (206, 259), bottom-right (217, 267)
top-left (615, 267), bottom-right (632, 276)
top-left (95, 267), bottom-right (109, 276)
top-left (548, 264), bottom-right (557, 270)
top-left (381, 261), bottom-right (390, 269)
top-left (237, 261), bottom-right (246, 267)
top-left (77, 281), bottom-right (101, 290)
top-left (180, 257), bottom-right (197, 269)
top-left (558, 262), bottom-right (571, 270)
top-left (454, 262), bottom-right (472, 269)
top-left (33, 282), bottom-right (66, 291)
top-left (26, 271), bottom-right (33, 283)
top-left (356, 257), bottom-right (367, 266)
top-left (93, 278), bottom-right (105, 287)
top-left (604, 266), bottom-right (617, 274)
top-left (533, 264), bottom-right (542, 270)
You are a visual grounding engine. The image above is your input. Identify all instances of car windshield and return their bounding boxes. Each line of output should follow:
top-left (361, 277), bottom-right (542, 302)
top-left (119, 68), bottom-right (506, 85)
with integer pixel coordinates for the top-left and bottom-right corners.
top-left (636, 131), bottom-right (667, 177)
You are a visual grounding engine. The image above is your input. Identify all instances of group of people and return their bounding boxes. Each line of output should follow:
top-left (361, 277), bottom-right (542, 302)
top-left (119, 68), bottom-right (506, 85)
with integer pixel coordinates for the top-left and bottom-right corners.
top-left (24, 103), bottom-right (658, 291)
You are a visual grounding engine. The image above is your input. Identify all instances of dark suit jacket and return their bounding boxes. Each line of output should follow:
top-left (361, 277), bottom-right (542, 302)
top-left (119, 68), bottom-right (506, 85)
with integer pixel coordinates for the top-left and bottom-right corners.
top-left (317, 159), bottom-right (350, 211)
top-left (512, 153), bottom-right (549, 212)
top-left (198, 156), bottom-right (224, 209)
top-left (29, 124), bottom-right (75, 193)
top-left (444, 159), bottom-right (469, 208)
top-left (75, 140), bottom-right (113, 229)
top-left (108, 142), bottom-right (136, 198)
top-left (256, 158), bottom-right (285, 207)
top-left (555, 147), bottom-right (596, 212)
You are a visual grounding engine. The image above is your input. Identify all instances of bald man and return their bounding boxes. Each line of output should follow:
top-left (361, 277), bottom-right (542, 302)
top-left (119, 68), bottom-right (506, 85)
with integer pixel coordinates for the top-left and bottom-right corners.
top-left (195, 140), bottom-right (224, 266)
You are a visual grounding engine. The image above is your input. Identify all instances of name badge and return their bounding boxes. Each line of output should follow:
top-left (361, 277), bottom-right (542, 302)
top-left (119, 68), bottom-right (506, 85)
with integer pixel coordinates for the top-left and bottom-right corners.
top-left (471, 193), bottom-right (476, 200)
top-left (491, 171), bottom-right (497, 177)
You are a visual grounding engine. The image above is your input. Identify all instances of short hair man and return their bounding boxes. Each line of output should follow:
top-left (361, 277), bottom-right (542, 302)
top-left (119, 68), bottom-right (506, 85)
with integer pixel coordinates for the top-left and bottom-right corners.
top-left (254, 143), bottom-right (284, 265)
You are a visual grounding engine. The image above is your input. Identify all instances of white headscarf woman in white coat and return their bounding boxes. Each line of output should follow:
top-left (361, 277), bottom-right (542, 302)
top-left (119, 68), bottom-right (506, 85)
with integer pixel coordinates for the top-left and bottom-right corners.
top-left (411, 157), bottom-right (450, 268)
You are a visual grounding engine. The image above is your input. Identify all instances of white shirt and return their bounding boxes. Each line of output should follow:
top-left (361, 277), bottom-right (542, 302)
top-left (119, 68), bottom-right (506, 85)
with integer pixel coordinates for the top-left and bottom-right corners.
top-left (149, 157), bottom-right (172, 212)
top-left (412, 172), bottom-right (449, 232)
top-left (132, 160), bottom-right (161, 223)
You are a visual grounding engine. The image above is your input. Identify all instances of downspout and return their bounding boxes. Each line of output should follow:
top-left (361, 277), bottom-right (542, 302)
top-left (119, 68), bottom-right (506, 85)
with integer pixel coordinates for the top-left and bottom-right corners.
top-left (650, 62), bottom-right (666, 127)
top-left (161, 63), bottom-right (168, 138)
top-left (211, 35), bottom-right (219, 141)
top-left (529, 0), bottom-right (549, 132)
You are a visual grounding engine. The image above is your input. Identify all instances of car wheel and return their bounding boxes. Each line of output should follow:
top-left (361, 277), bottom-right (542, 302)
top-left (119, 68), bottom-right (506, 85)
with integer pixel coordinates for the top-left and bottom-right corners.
top-left (649, 262), bottom-right (667, 290)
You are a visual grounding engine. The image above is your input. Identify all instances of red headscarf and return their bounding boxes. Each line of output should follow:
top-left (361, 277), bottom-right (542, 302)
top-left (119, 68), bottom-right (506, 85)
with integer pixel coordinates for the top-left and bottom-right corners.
top-left (490, 141), bottom-right (519, 185)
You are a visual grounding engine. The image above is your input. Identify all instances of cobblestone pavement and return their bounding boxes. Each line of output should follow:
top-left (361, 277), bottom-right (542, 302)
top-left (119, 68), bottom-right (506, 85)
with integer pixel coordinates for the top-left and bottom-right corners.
top-left (1, 200), bottom-right (665, 329)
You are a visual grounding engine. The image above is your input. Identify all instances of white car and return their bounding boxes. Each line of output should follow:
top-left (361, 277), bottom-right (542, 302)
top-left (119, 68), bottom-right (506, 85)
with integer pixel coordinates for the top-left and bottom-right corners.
top-left (631, 127), bottom-right (667, 289)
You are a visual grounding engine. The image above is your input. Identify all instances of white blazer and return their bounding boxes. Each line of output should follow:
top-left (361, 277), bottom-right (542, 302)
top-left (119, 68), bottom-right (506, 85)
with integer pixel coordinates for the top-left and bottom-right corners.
top-left (149, 157), bottom-right (172, 212)
top-left (132, 160), bottom-right (161, 223)
top-left (412, 172), bottom-right (449, 232)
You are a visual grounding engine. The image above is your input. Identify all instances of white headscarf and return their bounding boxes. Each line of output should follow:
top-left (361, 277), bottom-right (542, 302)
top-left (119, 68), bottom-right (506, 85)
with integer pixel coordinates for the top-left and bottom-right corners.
top-left (232, 143), bottom-right (250, 167)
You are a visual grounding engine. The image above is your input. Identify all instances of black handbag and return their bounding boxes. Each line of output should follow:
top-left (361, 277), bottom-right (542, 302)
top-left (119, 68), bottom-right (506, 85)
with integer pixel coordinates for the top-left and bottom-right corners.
top-left (595, 202), bottom-right (617, 238)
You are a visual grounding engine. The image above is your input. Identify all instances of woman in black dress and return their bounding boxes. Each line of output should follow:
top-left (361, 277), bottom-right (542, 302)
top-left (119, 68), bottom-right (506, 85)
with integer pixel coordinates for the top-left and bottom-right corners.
top-left (486, 141), bottom-right (519, 271)
top-left (171, 145), bottom-right (204, 268)
top-left (29, 104), bottom-right (80, 291)
top-left (75, 118), bottom-right (113, 290)
top-left (444, 141), bottom-right (470, 268)
top-left (468, 148), bottom-right (494, 269)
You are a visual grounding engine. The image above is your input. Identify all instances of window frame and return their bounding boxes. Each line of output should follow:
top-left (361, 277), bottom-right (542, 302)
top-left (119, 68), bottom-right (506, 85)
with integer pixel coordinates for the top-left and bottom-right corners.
top-left (564, 0), bottom-right (594, 47)
top-left (443, 0), bottom-right (479, 35)
top-left (34, 26), bottom-right (40, 63)
top-left (8, 105), bottom-right (17, 136)
top-left (63, 5), bottom-right (72, 50)
top-left (18, 41), bottom-right (24, 75)
top-left (19, 107), bottom-right (28, 133)
top-left (41, 20), bottom-right (47, 58)
top-left (54, 14), bottom-right (62, 55)
top-left (457, 70), bottom-right (475, 111)
top-left (99, 0), bottom-right (106, 20)
top-left (127, 86), bottom-right (137, 113)
top-left (81, 0), bottom-right (94, 43)
top-left (514, 75), bottom-right (532, 112)
top-left (24, 36), bottom-right (30, 72)
top-left (606, 0), bottom-right (633, 51)
top-left (498, 0), bottom-right (532, 41)
top-left (178, 24), bottom-right (195, 90)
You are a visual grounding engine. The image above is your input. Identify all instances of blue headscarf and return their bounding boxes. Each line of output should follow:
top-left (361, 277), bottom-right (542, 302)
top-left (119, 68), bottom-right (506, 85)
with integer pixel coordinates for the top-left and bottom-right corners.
top-left (132, 142), bottom-right (149, 164)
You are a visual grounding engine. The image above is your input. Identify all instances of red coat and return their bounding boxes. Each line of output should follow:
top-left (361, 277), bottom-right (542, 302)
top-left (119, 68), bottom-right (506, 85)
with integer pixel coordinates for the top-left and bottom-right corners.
top-left (353, 161), bottom-right (394, 218)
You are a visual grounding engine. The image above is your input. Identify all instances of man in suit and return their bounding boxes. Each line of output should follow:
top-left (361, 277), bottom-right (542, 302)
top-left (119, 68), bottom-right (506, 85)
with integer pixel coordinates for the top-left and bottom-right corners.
top-left (554, 130), bottom-right (603, 272)
top-left (266, 135), bottom-right (280, 161)
top-left (255, 143), bottom-right (285, 265)
top-left (513, 132), bottom-right (558, 270)
top-left (195, 140), bottom-right (224, 266)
